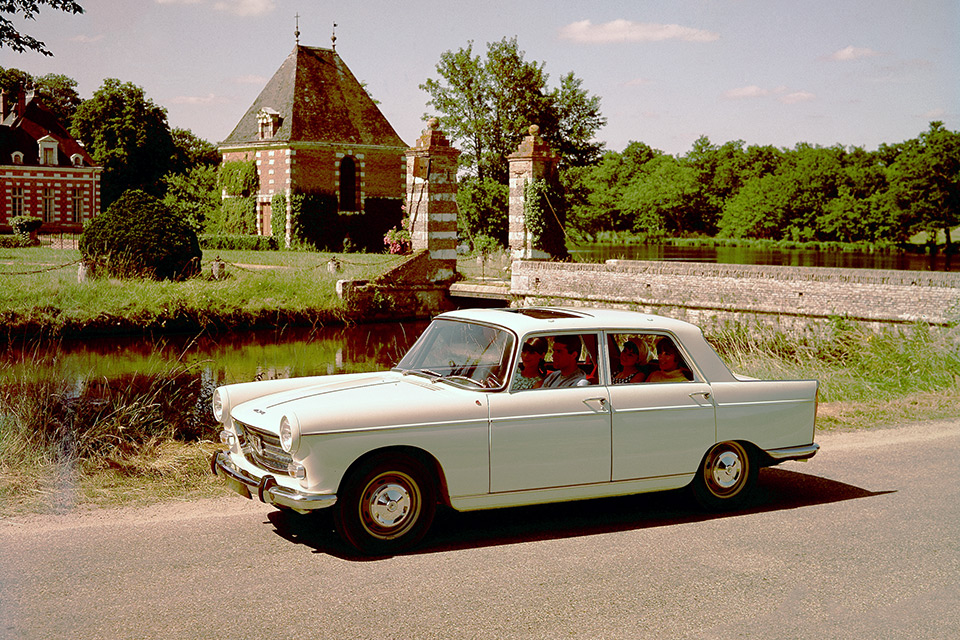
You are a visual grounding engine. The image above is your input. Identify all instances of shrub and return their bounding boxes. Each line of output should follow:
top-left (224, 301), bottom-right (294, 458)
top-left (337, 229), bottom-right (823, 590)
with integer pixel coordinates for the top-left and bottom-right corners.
top-left (79, 189), bottom-right (202, 280)
top-left (9, 216), bottom-right (42, 245)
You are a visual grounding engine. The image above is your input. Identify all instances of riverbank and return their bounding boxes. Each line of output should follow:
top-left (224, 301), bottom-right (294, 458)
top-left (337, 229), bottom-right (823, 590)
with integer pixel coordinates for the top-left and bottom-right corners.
top-left (0, 246), bottom-right (406, 338)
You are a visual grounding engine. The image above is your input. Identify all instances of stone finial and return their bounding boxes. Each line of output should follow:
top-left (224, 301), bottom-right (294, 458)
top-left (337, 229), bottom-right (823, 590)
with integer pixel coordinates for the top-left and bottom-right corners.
top-left (428, 117), bottom-right (440, 130)
top-left (528, 124), bottom-right (540, 137)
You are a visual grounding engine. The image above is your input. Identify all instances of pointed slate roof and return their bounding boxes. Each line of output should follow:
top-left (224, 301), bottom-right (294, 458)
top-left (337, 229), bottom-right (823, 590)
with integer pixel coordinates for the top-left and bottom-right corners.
top-left (221, 46), bottom-right (406, 148)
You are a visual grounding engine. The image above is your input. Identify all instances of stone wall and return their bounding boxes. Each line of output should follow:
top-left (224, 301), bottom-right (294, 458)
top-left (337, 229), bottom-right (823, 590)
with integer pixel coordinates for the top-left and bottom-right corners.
top-left (511, 259), bottom-right (960, 332)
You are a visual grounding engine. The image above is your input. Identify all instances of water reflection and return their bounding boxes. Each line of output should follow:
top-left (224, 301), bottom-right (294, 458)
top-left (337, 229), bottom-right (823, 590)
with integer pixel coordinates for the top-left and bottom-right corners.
top-left (570, 244), bottom-right (957, 272)
top-left (0, 320), bottom-right (430, 385)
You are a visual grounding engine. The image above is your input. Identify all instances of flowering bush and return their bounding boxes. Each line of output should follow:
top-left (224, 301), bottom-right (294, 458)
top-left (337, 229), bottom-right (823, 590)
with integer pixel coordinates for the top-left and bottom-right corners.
top-left (384, 217), bottom-right (412, 254)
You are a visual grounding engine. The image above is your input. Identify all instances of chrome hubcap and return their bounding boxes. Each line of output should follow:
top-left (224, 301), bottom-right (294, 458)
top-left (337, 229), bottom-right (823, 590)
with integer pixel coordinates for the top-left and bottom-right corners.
top-left (368, 483), bottom-right (411, 528)
top-left (711, 450), bottom-right (743, 490)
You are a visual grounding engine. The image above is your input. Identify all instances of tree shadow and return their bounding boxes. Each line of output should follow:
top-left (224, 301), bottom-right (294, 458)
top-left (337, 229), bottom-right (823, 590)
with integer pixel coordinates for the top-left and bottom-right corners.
top-left (266, 467), bottom-right (894, 561)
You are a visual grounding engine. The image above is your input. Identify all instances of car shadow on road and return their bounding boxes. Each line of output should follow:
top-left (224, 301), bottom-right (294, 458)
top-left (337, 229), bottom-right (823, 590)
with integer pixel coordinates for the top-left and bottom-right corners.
top-left (266, 467), bottom-right (894, 561)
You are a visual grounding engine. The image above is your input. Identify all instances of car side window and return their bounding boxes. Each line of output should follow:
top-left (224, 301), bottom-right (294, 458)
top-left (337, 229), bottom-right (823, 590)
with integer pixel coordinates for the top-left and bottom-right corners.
top-left (523, 333), bottom-right (598, 389)
top-left (608, 334), bottom-right (693, 384)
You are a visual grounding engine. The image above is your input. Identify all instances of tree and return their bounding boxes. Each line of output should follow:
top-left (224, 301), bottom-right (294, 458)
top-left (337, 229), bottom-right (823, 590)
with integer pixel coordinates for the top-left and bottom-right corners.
top-left (456, 176), bottom-right (508, 246)
top-left (162, 165), bottom-right (219, 235)
top-left (887, 122), bottom-right (960, 252)
top-left (71, 78), bottom-right (176, 208)
top-left (422, 36), bottom-right (605, 183)
top-left (1, 0), bottom-right (83, 55)
top-left (170, 127), bottom-right (220, 174)
top-left (1, 67), bottom-right (81, 126)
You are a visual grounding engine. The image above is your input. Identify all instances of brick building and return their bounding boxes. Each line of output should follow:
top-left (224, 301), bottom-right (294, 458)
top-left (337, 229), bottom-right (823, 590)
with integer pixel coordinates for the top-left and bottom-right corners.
top-left (219, 44), bottom-right (408, 244)
top-left (0, 88), bottom-right (101, 233)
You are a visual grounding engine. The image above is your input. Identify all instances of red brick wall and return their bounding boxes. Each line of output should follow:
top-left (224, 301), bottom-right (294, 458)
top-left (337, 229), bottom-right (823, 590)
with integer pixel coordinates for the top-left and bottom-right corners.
top-left (1, 166), bottom-right (101, 232)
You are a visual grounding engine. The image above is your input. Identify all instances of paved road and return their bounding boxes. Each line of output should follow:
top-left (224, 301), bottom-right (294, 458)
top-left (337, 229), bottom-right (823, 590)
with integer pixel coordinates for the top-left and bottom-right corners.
top-left (2, 421), bottom-right (958, 640)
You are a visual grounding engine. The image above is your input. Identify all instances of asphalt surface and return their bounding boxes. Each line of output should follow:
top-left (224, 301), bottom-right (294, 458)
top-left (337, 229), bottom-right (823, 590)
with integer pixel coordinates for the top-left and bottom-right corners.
top-left (1, 420), bottom-right (958, 639)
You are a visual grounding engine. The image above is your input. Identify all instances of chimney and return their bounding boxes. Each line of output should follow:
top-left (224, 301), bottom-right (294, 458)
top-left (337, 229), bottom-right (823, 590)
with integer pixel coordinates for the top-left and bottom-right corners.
top-left (0, 91), bottom-right (6, 121)
top-left (16, 86), bottom-right (26, 118)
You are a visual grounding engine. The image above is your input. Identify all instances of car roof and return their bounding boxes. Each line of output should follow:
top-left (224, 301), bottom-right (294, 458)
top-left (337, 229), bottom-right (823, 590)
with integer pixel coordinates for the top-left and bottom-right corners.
top-left (437, 307), bottom-right (701, 337)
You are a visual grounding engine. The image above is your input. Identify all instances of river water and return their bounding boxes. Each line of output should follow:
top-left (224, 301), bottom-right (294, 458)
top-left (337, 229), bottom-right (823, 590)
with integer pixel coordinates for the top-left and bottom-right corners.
top-left (570, 243), bottom-right (957, 271)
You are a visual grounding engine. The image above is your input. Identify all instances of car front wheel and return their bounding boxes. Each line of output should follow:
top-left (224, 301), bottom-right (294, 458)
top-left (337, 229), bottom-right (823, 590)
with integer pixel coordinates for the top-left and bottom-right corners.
top-left (334, 454), bottom-right (437, 555)
top-left (692, 441), bottom-right (757, 510)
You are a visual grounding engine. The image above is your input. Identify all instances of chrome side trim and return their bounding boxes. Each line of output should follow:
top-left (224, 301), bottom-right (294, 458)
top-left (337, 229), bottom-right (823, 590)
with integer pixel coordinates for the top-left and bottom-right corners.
top-left (765, 443), bottom-right (820, 461)
top-left (211, 451), bottom-right (337, 512)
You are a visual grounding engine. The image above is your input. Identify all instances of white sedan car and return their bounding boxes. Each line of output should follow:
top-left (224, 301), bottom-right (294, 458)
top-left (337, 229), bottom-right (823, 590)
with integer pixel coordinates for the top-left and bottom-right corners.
top-left (212, 307), bottom-right (819, 554)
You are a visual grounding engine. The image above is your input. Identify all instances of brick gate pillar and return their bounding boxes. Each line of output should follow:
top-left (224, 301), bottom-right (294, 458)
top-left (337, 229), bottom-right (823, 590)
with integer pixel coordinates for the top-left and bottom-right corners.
top-left (405, 118), bottom-right (460, 282)
top-left (508, 125), bottom-right (560, 260)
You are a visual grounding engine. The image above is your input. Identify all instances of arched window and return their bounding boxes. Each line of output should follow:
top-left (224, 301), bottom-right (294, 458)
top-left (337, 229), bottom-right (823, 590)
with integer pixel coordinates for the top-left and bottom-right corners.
top-left (338, 156), bottom-right (357, 212)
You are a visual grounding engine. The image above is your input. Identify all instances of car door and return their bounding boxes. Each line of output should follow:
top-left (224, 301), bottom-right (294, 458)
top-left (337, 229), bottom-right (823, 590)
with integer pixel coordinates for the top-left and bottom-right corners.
top-left (487, 333), bottom-right (610, 493)
top-left (606, 333), bottom-right (716, 481)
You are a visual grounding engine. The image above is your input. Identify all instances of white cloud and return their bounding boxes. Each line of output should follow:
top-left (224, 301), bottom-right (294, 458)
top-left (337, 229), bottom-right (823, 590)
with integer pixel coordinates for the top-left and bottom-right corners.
top-left (778, 91), bottom-right (816, 104)
top-left (170, 93), bottom-right (230, 105)
top-left (723, 85), bottom-right (816, 104)
top-left (213, 0), bottom-right (276, 17)
top-left (723, 85), bottom-right (769, 99)
top-left (559, 19), bottom-right (719, 44)
top-left (829, 45), bottom-right (880, 61)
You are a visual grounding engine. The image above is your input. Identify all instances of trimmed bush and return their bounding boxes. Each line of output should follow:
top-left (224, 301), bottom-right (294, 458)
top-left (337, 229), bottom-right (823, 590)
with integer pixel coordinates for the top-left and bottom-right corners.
top-left (9, 216), bottom-right (42, 245)
top-left (79, 189), bottom-right (202, 280)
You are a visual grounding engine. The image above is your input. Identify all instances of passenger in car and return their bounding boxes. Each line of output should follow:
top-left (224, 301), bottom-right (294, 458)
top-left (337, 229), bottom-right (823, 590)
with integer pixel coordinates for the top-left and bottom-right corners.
top-left (512, 337), bottom-right (548, 390)
top-left (612, 340), bottom-right (647, 384)
top-left (542, 335), bottom-right (591, 387)
top-left (645, 338), bottom-right (690, 383)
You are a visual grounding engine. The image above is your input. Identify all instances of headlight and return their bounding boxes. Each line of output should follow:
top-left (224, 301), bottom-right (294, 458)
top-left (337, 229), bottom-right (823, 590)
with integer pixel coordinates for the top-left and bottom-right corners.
top-left (212, 388), bottom-right (227, 423)
top-left (279, 413), bottom-right (300, 454)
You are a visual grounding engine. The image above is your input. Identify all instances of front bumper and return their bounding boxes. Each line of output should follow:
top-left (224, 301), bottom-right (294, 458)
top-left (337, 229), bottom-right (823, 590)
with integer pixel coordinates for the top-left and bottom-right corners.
top-left (211, 450), bottom-right (337, 512)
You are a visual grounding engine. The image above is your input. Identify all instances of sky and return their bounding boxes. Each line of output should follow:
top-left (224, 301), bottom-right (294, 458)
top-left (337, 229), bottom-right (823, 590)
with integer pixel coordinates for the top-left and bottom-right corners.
top-left (3, 0), bottom-right (958, 156)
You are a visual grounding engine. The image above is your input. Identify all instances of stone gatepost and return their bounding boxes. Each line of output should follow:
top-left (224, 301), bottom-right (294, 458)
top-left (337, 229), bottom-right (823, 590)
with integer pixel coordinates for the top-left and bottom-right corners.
top-left (508, 125), bottom-right (560, 260)
top-left (405, 118), bottom-right (460, 282)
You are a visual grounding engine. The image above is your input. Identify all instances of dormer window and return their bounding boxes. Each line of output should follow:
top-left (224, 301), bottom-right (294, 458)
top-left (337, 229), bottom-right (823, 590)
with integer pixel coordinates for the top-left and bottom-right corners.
top-left (70, 154), bottom-right (84, 167)
top-left (38, 135), bottom-right (59, 166)
top-left (257, 108), bottom-right (281, 140)
top-left (11, 151), bottom-right (24, 165)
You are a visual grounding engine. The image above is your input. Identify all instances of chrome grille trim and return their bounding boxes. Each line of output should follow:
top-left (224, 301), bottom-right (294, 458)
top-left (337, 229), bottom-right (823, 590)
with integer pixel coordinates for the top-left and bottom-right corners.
top-left (235, 421), bottom-right (292, 474)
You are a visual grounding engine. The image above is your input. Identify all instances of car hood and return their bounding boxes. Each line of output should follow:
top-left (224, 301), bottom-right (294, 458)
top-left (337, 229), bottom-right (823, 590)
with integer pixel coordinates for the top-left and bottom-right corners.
top-left (230, 371), bottom-right (489, 436)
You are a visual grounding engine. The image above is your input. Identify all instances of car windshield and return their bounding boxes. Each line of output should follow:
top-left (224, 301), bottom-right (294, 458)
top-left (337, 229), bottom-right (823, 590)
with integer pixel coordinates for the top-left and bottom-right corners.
top-left (395, 319), bottom-right (515, 389)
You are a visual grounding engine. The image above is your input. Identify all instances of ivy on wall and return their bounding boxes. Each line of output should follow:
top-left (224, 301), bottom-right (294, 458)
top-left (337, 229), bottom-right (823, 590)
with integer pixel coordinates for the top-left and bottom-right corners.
top-left (218, 160), bottom-right (258, 197)
top-left (524, 178), bottom-right (569, 259)
top-left (270, 192), bottom-right (287, 242)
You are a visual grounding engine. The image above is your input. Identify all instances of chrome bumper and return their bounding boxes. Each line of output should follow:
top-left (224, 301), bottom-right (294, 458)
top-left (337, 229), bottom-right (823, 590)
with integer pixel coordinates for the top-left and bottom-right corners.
top-left (765, 442), bottom-right (820, 462)
top-left (211, 450), bottom-right (337, 512)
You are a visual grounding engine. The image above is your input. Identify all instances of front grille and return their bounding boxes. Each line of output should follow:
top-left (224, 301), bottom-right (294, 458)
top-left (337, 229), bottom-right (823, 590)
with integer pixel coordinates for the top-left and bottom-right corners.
top-left (235, 421), bottom-right (292, 474)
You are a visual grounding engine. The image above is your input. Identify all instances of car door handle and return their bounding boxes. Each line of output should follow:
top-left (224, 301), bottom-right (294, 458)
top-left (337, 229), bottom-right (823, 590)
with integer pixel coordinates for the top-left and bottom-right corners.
top-left (689, 391), bottom-right (712, 401)
top-left (584, 397), bottom-right (608, 412)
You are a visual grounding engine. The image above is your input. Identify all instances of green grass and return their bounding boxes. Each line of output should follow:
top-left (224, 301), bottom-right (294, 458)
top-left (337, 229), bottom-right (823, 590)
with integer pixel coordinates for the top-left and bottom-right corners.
top-left (0, 246), bottom-right (404, 336)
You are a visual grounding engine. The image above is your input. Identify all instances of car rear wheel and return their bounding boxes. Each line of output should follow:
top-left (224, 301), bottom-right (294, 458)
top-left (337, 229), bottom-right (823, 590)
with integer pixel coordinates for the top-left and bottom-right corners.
top-left (334, 454), bottom-right (437, 555)
top-left (692, 441), bottom-right (757, 510)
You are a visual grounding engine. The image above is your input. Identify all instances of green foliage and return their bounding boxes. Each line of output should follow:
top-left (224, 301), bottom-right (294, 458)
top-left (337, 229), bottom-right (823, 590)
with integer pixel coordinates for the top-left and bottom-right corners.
top-left (456, 176), bottom-right (508, 245)
top-left (9, 215), bottom-right (42, 243)
top-left (213, 197), bottom-right (256, 235)
top-left (288, 190), bottom-right (338, 250)
top-left (0, 67), bottom-right (82, 127)
top-left (161, 165), bottom-right (219, 234)
top-left (0, 1), bottom-right (84, 55)
top-left (524, 179), bottom-right (568, 259)
top-left (79, 189), bottom-right (201, 280)
top-left (70, 79), bottom-right (176, 208)
top-left (218, 160), bottom-right (258, 197)
top-left (199, 234), bottom-right (279, 251)
top-left (170, 128), bottom-right (220, 174)
top-left (270, 192), bottom-right (287, 242)
top-left (421, 36), bottom-right (605, 183)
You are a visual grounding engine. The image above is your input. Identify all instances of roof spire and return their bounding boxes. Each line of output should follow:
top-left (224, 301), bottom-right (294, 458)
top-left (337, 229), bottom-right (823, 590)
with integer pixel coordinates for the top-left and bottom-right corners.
top-left (294, 13), bottom-right (300, 45)
top-left (331, 22), bottom-right (337, 51)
